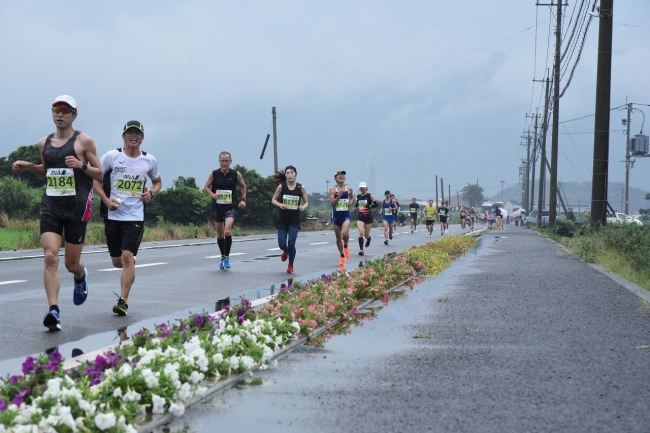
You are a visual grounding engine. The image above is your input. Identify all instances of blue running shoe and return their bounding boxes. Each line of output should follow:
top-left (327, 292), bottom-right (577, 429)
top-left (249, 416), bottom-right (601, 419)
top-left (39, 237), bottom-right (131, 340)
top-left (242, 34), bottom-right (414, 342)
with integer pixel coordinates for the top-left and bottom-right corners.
top-left (223, 257), bottom-right (231, 270)
top-left (219, 258), bottom-right (225, 270)
top-left (389, 233), bottom-right (393, 240)
top-left (73, 268), bottom-right (88, 306)
top-left (43, 309), bottom-right (61, 331)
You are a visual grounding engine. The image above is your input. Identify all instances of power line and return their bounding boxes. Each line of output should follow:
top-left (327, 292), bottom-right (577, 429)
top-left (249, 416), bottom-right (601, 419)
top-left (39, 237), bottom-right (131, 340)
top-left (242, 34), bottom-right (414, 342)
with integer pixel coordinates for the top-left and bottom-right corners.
top-left (278, 21), bottom-right (545, 119)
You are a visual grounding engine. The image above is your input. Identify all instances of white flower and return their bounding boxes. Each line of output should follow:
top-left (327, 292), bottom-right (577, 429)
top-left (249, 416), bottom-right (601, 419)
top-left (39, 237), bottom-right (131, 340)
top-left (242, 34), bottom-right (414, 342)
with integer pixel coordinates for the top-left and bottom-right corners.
top-left (188, 371), bottom-right (205, 384)
top-left (141, 368), bottom-right (159, 389)
top-left (291, 321), bottom-right (300, 330)
top-left (123, 387), bottom-right (142, 403)
top-left (95, 412), bottom-right (117, 430)
top-left (240, 356), bottom-right (255, 371)
top-left (218, 319), bottom-right (226, 330)
top-left (220, 335), bottom-right (232, 348)
top-left (213, 353), bottom-right (224, 363)
top-left (177, 382), bottom-right (192, 400)
top-left (196, 355), bottom-right (209, 372)
top-left (118, 362), bottom-right (133, 378)
top-left (262, 345), bottom-right (274, 362)
top-left (78, 399), bottom-right (94, 412)
top-left (232, 335), bottom-right (242, 344)
top-left (151, 394), bottom-right (167, 414)
top-left (151, 337), bottom-right (161, 346)
top-left (164, 362), bottom-right (180, 381)
top-left (229, 356), bottom-right (240, 369)
top-left (169, 402), bottom-right (186, 417)
top-left (43, 377), bottom-right (62, 398)
top-left (113, 387), bottom-right (123, 398)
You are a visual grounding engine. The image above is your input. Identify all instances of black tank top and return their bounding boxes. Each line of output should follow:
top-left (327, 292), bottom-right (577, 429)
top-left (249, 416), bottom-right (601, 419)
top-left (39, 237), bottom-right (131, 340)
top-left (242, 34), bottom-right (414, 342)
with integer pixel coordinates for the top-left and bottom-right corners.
top-left (40, 131), bottom-right (94, 221)
top-left (278, 182), bottom-right (302, 226)
top-left (211, 168), bottom-right (238, 210)
top-left (356, 193), bottom-right (372, 213)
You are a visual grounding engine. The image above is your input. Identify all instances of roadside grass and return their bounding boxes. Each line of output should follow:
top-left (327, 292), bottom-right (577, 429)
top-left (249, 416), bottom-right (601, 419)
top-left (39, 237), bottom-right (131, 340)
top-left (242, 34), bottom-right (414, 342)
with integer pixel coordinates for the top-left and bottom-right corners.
top-left (0, 218), bottom-right (277, 251)
top-left (533, 224), bottom-right (650, 292)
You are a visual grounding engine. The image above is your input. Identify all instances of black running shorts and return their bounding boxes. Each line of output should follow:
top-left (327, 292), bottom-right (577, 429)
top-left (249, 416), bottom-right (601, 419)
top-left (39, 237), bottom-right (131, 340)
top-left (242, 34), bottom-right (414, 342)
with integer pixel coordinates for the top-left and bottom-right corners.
top-left (40, 213), bottom-right (88, 245)
top-left (105, 219), bottom-right (145, 258)
top-left (357, 212), bottom-right (373, 224)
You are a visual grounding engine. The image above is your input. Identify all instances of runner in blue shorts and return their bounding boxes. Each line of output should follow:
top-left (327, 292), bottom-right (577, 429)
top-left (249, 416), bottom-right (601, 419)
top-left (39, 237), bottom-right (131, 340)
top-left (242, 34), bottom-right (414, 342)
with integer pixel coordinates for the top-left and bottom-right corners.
top-left (329, 170), bottom-right (354, 271)
top-left (381, 190), bottom-right (398, 245)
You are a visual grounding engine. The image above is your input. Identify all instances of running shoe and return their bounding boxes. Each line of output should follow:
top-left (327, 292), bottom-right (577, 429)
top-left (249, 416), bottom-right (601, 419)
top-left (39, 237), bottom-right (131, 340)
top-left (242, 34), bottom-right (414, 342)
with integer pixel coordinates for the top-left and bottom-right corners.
top-left (411, 230), bottom-right (413, 233)
top-left (339, 256), bottom-right (346, 271)
top-left (219, 258), bottom-right (225, 270)
top-left (389, 233), bottom-right (393, 240)
top-left (73, 268), bottom-right (88, 306)
top-left (344, 247), bottom-right (351, 258)
top-left (429, 233), bottom-right (432, 237)
top-left (113, 298), bottom-right (129, 316)
top-left (281, 251), bottom-right (288, 262)
top-left (365, 238), bottom-right (371, 248)
top-left (384, 240), bottom-right (389, 245)
top-left (223, 257), bottom-right (231, 270)
top-left (43, 309), bottom-right (61, 331)
top-left (359, 250), bottom-right (365, 256)
top-left (287, 265), bottom-right (294, 274)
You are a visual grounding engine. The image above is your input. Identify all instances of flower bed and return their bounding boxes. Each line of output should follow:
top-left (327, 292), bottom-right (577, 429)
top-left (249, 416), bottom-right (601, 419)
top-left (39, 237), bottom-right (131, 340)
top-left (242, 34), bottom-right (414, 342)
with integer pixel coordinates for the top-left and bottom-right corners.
top-left (0, 235), bottom-right (476, 432)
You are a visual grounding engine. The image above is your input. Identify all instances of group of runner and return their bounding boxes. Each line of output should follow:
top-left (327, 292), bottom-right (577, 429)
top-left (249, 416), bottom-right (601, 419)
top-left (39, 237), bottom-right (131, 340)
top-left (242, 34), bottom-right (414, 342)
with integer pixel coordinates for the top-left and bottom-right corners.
top-left (11, 95), bottom-right (492, 331)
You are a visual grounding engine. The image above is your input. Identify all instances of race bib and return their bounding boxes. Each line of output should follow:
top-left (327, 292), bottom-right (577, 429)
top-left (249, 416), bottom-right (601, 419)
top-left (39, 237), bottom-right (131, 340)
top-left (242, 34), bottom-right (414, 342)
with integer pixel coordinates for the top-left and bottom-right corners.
top-left (426, 211), bottom-right (434, 218)
top-left (283, 194), bottom-right (299, 210)
top-left (358, 201), bottom-right (368, 210)
top-left (335, 199), bottom-right (349, 211)
top-left (410, 207), bottom-right (418, 213)
top-left (46, 168), bottom-right (75, 196)
top-left (216, 189), bottom-right (232, 204)
top-left (116, 173), bottom-right (145, 197)
top-left (384, 209), bottom-right (393, 216)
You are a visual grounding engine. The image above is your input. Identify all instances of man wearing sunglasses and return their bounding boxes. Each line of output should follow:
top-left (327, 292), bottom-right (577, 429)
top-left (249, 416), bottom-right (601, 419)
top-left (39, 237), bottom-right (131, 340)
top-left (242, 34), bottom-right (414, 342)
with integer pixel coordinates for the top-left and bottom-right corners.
top-left (12, 95), bottom-right (102, 331)
top-left (93, 120), bottom-right (161, 316)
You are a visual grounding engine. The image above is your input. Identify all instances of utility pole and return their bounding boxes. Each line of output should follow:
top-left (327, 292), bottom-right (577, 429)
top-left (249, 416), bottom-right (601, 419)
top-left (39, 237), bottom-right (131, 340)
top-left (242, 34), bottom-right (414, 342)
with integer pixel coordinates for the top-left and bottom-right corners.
top-left (538, 75), bottom-right (551, 227)
top-left (440, 178), bottom-right (445, 204)
top-left (549, 0), bottom-right (563, 226)
top-left (500, 180), bottom-right (505, 202)
top-left (448, 185), bottom-right (451, 207)
top-left (530, 111), bottom-right (539, 212)
top-left (272, 107), bottom-right (278, 172)
top-left (435, 175), bottom-right (439, 207)
top-left (624, 100), bottom-right (631, 214)
top-left (325, 179), bottom-right (330, 196)
top-left (591, 0), bottom-right (614, 227)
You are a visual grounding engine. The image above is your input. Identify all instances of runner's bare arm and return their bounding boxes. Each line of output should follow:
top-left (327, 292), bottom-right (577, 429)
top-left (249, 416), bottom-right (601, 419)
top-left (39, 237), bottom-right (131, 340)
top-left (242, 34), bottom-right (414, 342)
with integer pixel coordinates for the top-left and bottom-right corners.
top-left (237, 172), bottom-right (247, 209)
top-left (142, 176), bottom-right (161, 203)
top-left (299, 185), bottom-right (309, 212)
top-left (203, 172), bottom-right (217, 199)
top-left (93, 179), bottom-right (119, 211)
top-left (271, 185), bottom-right (285, 210)
top-left (68, 133), bottom-right (102, 181)
top-left (11, 138), bottom-right (46, 176)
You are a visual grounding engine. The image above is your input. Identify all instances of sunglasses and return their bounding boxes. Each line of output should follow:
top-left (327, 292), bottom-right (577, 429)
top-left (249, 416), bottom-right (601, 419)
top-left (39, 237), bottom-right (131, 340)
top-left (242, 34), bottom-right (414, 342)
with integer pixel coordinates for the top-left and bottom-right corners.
top-left (52, 106), bottom-right (75, 115)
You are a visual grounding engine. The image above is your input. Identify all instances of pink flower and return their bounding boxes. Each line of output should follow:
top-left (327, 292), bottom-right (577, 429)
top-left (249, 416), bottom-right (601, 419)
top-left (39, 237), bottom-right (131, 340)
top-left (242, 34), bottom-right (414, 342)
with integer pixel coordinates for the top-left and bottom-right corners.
top-left (308, 305), bottom-right (317, 312)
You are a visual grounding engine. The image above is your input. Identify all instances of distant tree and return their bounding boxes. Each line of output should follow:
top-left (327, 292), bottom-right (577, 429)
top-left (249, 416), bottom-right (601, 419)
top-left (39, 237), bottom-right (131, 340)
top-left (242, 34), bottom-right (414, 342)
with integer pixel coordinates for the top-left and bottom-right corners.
top-left (150, 176), bottom-right (211, 225)
top-left (233, 165), bottom-right (276, 228)
top-left (461, 184), bottom-right (484, 208)
top-left (0, 177), bottom-right (34, 218)
top-left (0, 144), bottom-right (44, 188)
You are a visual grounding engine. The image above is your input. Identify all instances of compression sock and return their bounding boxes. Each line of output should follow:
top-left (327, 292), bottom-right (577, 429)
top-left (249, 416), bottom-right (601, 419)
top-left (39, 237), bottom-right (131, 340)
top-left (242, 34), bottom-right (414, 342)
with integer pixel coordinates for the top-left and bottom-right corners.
top-left (224, 235), bottom-right (233, 256)
top-left (358, 237), bottom-right (364, 250)
top-left (217, 237), bottom-right (225, 256)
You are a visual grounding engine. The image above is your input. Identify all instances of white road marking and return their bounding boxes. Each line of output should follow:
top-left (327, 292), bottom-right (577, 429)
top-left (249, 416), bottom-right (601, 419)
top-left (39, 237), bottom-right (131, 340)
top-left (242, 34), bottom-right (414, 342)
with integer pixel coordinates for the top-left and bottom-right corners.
top-left (205, 252), bottom-right (246, 259)
top-left (309, 242), bottom-right (329, 245)
top-left (98, 262), bottom-right (168, 272)
top-left (0, 280), bottom-right (27, 285)
top-left (267, 248), bottom-right (281, 251)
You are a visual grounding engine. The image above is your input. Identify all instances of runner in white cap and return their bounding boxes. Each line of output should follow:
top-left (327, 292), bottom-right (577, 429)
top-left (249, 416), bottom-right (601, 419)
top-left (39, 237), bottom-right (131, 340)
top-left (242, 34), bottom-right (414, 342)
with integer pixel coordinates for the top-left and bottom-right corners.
top-left (354, 182), bottom-right (378, 255)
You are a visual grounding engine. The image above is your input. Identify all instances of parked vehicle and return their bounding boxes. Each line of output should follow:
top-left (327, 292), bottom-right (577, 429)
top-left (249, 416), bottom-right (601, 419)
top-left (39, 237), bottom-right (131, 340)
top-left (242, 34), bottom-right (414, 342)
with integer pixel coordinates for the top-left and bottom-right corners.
top-left (522, 210), bottom-right (567, 225)
top-left (606, 212), bottom-right (644, 226)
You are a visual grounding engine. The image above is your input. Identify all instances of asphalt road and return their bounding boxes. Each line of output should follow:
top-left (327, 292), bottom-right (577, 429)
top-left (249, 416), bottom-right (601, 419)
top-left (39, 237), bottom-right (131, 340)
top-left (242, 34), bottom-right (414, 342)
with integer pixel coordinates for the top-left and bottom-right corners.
top-left (0, 221), bottom-right (457, 373)
top-left (173, 227), bottom-right (650, 433)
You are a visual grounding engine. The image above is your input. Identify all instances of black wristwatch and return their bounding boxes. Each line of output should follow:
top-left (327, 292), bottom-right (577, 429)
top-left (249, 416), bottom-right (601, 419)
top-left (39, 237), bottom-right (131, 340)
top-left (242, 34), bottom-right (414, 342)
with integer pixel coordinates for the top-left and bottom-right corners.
top-left (241, 197), bottom-right (247, 202)
top-left (81, 163), bottom-right (88, 171)
top-left (150, 191), bottom-right (155, 199)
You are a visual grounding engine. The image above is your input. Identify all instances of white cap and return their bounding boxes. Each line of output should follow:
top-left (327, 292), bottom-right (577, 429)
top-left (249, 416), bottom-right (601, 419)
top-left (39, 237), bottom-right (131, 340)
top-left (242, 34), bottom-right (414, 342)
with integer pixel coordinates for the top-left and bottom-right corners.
top-left (358, 182), bottom-right (367, 189)
top-left (52, 95), bottom-right (78, 110)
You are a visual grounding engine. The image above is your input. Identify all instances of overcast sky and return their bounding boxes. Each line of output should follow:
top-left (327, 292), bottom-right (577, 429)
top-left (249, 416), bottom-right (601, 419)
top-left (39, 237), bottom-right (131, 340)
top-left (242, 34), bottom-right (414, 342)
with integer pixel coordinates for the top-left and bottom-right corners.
top-left (1, 1), bottom-right (649, 201)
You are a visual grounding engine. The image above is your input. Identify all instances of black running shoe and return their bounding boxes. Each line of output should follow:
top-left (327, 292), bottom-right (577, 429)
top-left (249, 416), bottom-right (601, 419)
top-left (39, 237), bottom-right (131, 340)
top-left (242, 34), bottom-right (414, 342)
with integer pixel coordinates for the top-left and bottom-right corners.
top-left (113, 298), bottom-right (129, 316)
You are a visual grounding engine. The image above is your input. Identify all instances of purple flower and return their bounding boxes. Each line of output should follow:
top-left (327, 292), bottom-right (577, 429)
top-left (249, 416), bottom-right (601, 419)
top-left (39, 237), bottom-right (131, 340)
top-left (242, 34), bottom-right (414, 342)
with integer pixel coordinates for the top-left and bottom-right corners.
top-left (48, 350), bottom-right (62, 364)
top-left (223, 305), bottom-right (231, 313)
top-left (11, 388), bottom-right (29, 406)
top-left (157, 323), bottom-right (168, 330)
top-left (242, 299), bottom-right (250, 308)
top-left (0, 398), bottom-right (6, 412)
top-left (194, 315), bottom-right (204, 327)
top-left (9, 375), bottom-right (22, 385)
top-left (21, 356), bottom-right (36, 375)
top-left (90, 378), bottom-right (102, 387)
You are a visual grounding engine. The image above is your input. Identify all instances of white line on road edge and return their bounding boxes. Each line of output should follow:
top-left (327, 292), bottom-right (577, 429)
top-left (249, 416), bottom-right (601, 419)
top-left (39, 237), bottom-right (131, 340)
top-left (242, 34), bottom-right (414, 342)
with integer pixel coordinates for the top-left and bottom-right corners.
top-left (0, 280), bottom-right (27, 285)
top-left (97, 263), bottom-right (168, 272)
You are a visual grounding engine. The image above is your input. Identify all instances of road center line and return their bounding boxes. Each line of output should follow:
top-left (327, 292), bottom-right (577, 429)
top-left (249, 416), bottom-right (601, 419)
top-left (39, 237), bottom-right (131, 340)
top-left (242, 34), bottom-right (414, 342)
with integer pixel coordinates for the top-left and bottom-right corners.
top-left (309, 242), bottom-right (329, 245)
top-left (205, 252), bottom-right (246, 259)
top-left (0, 280), bottom-right (27, 286)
